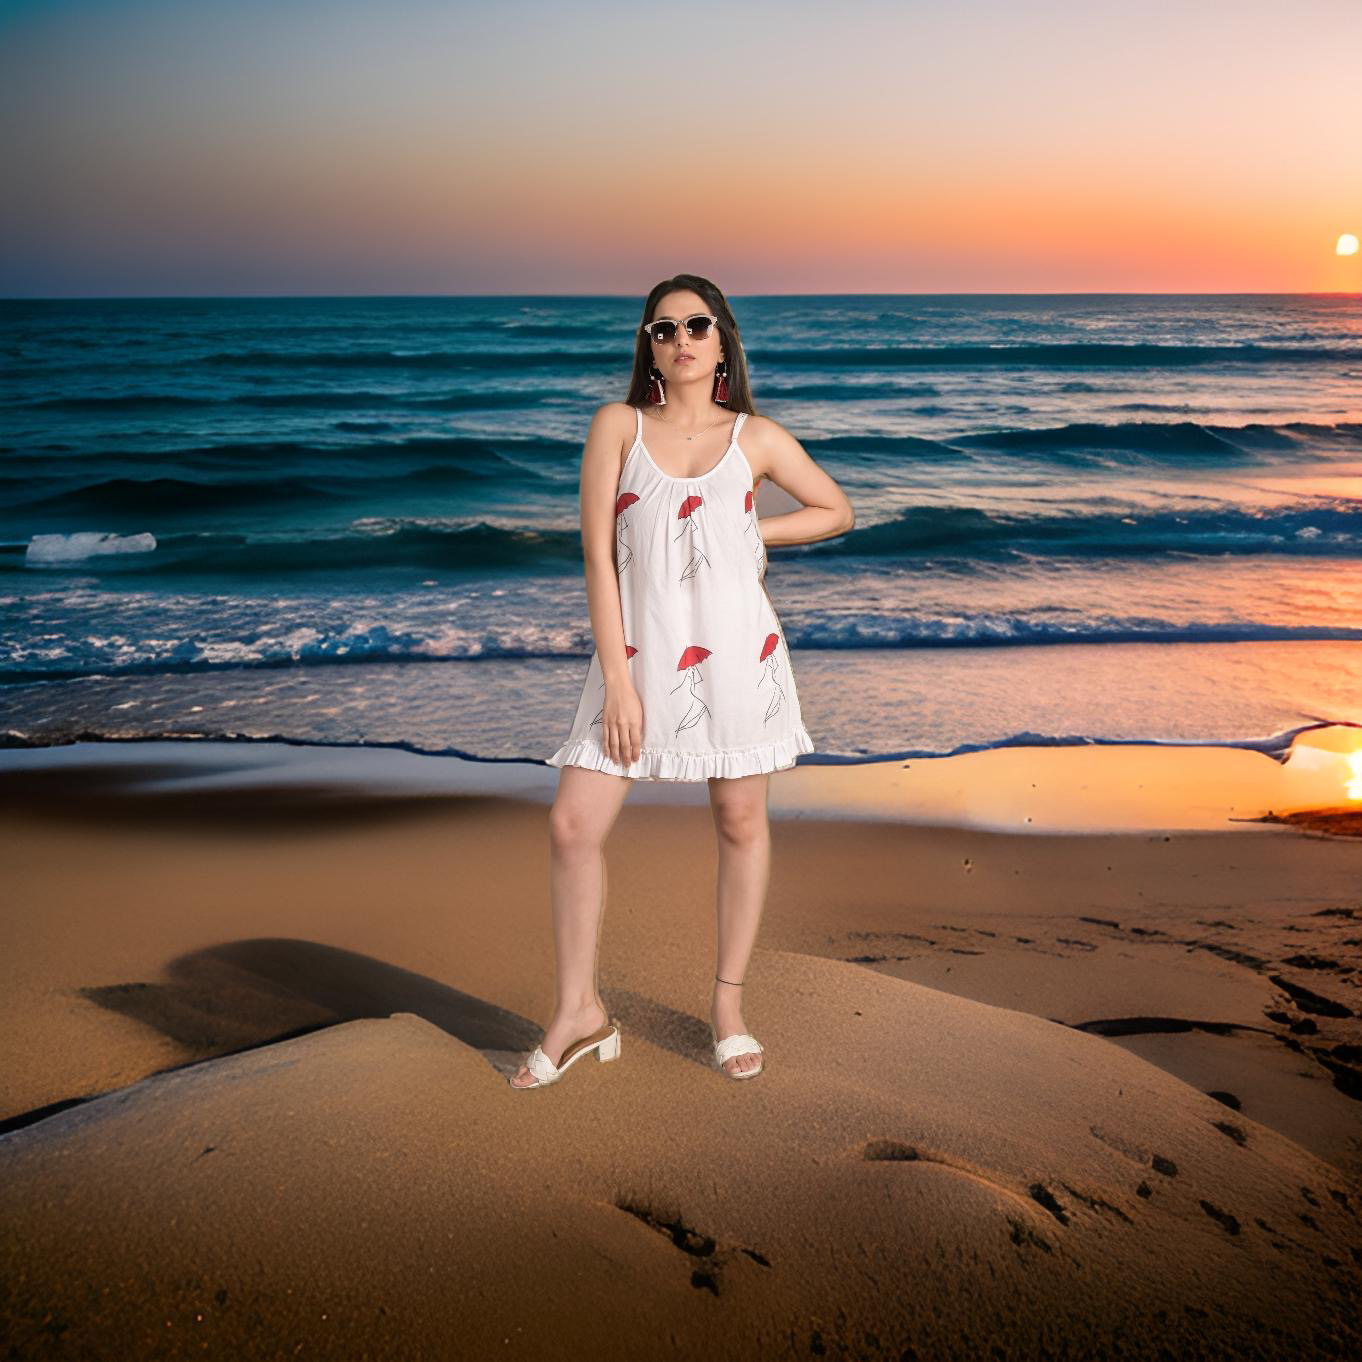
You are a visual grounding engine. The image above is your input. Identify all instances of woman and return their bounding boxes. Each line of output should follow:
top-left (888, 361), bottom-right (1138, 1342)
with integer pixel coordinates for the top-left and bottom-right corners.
top-left (513, 274), bottom-right (854, 1089)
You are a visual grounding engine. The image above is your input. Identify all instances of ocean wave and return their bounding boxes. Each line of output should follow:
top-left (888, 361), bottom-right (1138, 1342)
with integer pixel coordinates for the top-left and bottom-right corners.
top-left (9, 420), bottom-right (1356, 514)
top-left (3, 613), bottom-right (1360, 683)
top-left (794, 417), bottom-right (1362, 464)
top-left (10, 460), bottom-right (509, 515)
top-left (6, 389), bottom-right (550, 414)
top-left (0, 521), bottom-right (585, 577)
top-left (748, 342), bottom-right (1362, 368)
top-left (829, 500), bottom-right (1362, 560)
top-left (19, 339), bottom-right (1358, 383)
top-left (192, 347), bottom-right (610, 371)
top-left (0, 436), bottom-right (539, 485)
top-left (24, 531), bottom-right (157, 564)
top-left (5, 491), bottom-right (1360, 578)
top-left (948, 418), bottom-right (1362, 460)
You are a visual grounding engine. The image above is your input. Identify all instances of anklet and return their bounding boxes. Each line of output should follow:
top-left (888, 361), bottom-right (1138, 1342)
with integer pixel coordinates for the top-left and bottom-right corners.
top-left (715, 975), bottom-right (744, 986)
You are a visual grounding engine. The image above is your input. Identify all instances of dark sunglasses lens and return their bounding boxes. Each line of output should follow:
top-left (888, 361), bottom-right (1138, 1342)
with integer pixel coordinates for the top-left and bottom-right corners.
top-left (685, 315), bottom-right (714, 340)
top-left (648, 321), bottom-right (677, 344)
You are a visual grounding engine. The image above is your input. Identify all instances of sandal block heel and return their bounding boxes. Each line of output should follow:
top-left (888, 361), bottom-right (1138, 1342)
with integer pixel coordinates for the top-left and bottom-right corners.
top-left (597, 1024), bottom-right (622, 1062)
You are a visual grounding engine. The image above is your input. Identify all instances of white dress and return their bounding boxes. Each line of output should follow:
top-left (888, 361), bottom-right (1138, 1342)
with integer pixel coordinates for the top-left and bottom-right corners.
top-left (546, 405), bottom-right (816, 781)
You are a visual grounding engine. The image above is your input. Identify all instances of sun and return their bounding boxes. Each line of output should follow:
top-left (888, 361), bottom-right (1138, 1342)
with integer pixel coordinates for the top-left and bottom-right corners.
top-left (1338, 233), bottom-right (1360, 256)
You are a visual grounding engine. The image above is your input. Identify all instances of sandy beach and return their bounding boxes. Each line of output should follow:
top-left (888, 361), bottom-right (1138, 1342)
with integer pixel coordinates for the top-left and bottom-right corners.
top-left (1, 732), bottom-right (1359, 1359)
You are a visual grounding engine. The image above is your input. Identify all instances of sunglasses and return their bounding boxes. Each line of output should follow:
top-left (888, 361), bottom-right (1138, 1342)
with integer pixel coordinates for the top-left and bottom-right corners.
top-left (640, 313), bottom-right (718, 345)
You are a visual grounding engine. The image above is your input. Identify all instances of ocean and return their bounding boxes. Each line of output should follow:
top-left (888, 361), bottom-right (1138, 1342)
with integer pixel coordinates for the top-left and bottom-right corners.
top-left (2, 293), bottom-right (1360, 765)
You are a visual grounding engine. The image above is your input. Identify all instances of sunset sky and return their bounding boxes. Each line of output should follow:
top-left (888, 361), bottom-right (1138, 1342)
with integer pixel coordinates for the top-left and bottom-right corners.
top-left (2, 0), bottom-right (1359, 296)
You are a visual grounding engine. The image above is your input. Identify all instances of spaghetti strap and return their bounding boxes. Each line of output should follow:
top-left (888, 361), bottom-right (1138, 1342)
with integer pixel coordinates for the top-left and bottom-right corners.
top-left (634, 405), bottom-right (643, 443)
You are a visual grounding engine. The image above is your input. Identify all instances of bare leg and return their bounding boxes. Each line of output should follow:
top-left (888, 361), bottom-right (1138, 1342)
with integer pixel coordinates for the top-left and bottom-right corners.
top-left (707, 771), bottom-right (771, 1075)
top-left (511, 765), bottom-right (632, 1087)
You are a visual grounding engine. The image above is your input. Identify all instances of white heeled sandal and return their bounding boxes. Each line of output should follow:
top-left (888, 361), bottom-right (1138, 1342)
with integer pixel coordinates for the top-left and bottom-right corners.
top-left (511, 1019), bottom-right (621, 1090)
top-left (713, 973), bottom-right (764, 1080)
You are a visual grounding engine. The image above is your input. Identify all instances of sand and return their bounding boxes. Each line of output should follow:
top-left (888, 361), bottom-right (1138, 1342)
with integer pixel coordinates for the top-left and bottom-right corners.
top-left (1, 735), bottom-right (1359, 1360)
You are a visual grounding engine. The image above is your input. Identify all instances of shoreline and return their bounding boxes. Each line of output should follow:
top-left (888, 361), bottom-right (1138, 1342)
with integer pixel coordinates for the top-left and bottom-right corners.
top-left (1, 723), bottom-right (1359, 832)
top-left (0, 708), bottom-right (1345, 768)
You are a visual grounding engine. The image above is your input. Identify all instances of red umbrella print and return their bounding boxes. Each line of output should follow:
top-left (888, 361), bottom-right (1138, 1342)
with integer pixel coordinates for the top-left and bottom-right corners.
top-left (615, 491), bottom-right (639, 573)
top-left (756, 631), bottom-right (787, 724)
top-left (670, 643), bottom-right (713, 735)
top-left (673, 493), bottom-right (709, 582)
top-left (590, 644), bottom-right (638, 727)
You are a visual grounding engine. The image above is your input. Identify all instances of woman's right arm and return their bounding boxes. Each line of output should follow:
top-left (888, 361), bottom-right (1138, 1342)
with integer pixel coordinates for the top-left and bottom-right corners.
top-left (578, 403), bottom-right (643, 767)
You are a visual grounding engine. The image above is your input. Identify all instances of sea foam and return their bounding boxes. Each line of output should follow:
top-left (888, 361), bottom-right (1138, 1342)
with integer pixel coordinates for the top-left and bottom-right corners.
top-left (25, 531), bottom-right (157, 565)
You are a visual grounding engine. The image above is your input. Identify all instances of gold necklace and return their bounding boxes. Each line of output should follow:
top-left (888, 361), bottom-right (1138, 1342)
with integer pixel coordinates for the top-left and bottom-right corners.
top-left (652, 412), bottom-right (726, 441)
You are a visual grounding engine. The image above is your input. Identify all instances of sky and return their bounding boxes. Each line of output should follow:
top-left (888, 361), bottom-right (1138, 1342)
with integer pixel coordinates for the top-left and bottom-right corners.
top-left (1, 0), bottom-right (1359, 296)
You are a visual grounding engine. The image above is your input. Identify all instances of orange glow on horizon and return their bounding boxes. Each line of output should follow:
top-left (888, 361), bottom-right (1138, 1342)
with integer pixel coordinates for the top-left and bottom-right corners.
top-left (2, 0), bottom-right (1359, 295)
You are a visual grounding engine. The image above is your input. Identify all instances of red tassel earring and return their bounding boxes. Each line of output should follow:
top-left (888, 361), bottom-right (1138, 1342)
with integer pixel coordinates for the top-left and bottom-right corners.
top-left (648, 365), bottom-right (666, 406)
top-left (713, 362), bottom-right (729, 404)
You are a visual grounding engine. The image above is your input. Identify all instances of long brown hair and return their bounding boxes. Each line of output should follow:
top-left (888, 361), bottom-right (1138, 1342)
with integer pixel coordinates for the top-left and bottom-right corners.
top-left (625, 274), bottom-right (759, 415)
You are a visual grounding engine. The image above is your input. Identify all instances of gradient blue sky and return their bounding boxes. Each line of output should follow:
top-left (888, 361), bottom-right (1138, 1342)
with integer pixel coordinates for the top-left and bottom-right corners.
top-left (2, 0), bottom-right (1359, 295)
